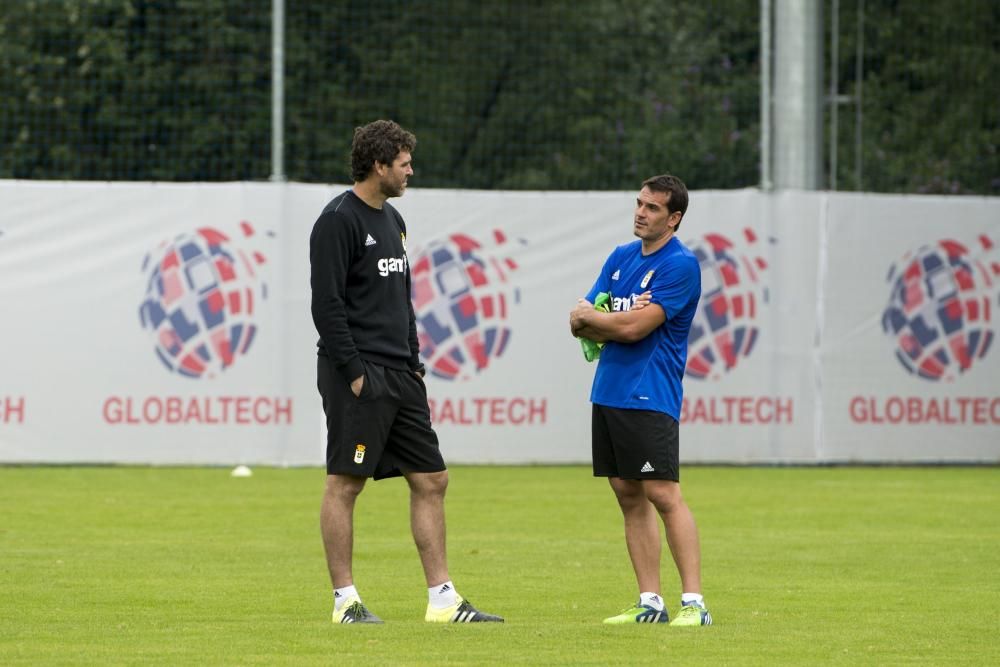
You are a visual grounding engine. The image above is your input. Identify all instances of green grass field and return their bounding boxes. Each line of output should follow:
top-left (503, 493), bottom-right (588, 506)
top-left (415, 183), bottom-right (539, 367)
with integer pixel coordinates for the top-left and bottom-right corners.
top-left (1, 465), bottom-right (998, 665)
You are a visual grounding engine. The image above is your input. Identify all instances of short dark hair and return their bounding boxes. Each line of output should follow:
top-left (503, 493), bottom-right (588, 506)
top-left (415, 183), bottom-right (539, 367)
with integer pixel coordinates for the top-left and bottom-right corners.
top-left (642, 174), bottom-right (689, 228)
top-left (350, 120), bottom-right (416, 182)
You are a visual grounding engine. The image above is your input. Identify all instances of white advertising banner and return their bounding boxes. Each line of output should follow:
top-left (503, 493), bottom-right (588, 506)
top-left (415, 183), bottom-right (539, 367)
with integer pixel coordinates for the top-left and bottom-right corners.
top-left (672, 191), bottom-right (823, 463)
top-left (1, 181), bottom-right (997, 464)
top-left (820, 193), bottom-right (1000, 461)
top-left (0, 182), bottom-right (317, 465)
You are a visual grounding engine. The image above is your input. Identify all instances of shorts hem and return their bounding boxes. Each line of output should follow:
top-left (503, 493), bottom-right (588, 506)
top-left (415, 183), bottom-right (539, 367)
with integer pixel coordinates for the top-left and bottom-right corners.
top-left (327, 464), bottom-right (448, 479)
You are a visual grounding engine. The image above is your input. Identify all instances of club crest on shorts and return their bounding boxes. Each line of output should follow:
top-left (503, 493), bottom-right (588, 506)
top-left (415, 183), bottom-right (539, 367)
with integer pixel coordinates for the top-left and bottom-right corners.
top-left (353, 444), bottom-right (366, 464)
top-left (640, 270), bottom-right (655, 289)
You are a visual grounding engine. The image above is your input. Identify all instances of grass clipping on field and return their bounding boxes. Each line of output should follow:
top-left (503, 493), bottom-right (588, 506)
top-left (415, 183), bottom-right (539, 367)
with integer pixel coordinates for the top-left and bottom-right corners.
top-left (1, 465), bottom-right (998, 665)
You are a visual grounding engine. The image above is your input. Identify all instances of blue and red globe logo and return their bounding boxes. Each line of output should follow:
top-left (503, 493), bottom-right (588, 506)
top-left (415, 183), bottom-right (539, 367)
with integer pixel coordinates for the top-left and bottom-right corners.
top-left (139, 223), bottom-right (269, 379)
top-left (411, 229), bottom-right (525, 380)
top-left (881, 236), bottom-right (999, 381)
top-left (685, 228), bottom-right (770, 380)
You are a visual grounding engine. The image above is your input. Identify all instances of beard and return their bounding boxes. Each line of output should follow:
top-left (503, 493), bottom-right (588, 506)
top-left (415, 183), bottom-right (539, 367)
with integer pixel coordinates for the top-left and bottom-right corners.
top-left (380, 178), bottom-right (406, 199)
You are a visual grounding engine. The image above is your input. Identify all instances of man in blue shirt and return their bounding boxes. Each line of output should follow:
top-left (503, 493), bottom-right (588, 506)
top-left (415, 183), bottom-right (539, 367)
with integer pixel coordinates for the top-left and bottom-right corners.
top-left (570, 174), bottom-right (712, 626)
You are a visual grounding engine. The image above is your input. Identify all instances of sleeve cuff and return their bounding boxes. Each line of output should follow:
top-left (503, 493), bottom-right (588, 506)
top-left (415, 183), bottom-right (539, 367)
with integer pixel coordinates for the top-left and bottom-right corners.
top-left (340, 356), bottom-right (365, 383)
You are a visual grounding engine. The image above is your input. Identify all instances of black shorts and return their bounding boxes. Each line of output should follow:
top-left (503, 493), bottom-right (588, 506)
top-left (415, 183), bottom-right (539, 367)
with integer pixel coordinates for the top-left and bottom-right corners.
top-left (317, 357), bottom-right (446, 479)
top-left (592, 404), bottom-right (680, 481)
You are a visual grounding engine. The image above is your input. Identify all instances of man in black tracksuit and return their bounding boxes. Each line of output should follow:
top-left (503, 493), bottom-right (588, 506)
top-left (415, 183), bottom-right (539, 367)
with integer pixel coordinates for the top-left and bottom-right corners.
top-left (310, 119), bottom-right (502, 625)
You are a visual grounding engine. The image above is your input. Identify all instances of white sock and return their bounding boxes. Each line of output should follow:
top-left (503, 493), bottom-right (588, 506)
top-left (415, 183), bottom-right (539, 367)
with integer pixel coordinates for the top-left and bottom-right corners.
top-left (639, 592), bottom-right (664, 611)
top-left (428, 581), bottom-right (459, 609)
top-left (334, 585), bottom-right (359, 611)
top-left (681, 592), bottom-right (704, 607)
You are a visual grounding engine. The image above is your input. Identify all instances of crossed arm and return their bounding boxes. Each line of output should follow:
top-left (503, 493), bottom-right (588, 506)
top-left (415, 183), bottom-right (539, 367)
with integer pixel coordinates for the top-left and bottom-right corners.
top-left (569, 292), bottom-right (665, 344)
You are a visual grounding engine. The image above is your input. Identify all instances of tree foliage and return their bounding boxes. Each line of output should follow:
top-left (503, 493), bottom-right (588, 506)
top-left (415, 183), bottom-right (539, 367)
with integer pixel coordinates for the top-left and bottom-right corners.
top-left (830, 0), bottom-right (1000, 194)
top-left (1, 0), bottom-right (996, 194)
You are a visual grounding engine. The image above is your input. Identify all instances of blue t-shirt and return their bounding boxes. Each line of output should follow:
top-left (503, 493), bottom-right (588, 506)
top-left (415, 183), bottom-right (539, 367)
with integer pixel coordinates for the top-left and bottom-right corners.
top-left (585, 236), bottom-right (701, 420)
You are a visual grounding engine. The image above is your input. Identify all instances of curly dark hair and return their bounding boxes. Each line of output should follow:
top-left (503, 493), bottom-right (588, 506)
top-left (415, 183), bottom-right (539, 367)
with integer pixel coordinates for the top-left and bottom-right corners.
top-left (350, 120), bottom-right (417, 182)
top-left (641, 174), bottom-right (689, 229)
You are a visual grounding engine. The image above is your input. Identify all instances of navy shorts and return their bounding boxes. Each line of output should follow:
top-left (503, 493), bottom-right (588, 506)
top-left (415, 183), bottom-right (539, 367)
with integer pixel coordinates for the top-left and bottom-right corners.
top-left (317, 357), bottom-right (445, 479)
top-left (592, 404), bottom-right (680, 481)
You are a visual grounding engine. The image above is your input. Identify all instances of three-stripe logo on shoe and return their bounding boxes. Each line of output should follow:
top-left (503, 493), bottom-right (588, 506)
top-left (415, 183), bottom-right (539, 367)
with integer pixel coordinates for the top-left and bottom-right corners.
top-left (365, 234), bottom-right (377, 246)
top-left (640, 461), bottom-right (654, 473)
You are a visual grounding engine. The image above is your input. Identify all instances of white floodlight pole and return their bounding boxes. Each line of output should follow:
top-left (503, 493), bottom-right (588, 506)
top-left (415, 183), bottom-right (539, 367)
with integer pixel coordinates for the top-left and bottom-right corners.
top-left (773, 0), bottom-right (823, 189)
top-left (270, 0), bottom-right (286, 182)
top-left (760, 0), bottom-right (773, 191)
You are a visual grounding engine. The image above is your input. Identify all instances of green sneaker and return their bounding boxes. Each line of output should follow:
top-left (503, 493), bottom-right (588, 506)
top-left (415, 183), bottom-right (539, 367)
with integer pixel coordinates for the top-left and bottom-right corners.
top-left (332, 597), bottom-right (383, 624)
top-left (603, 603), bottom-right (669, 624)
top-left (669, 601), bottom-right (712, 626)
